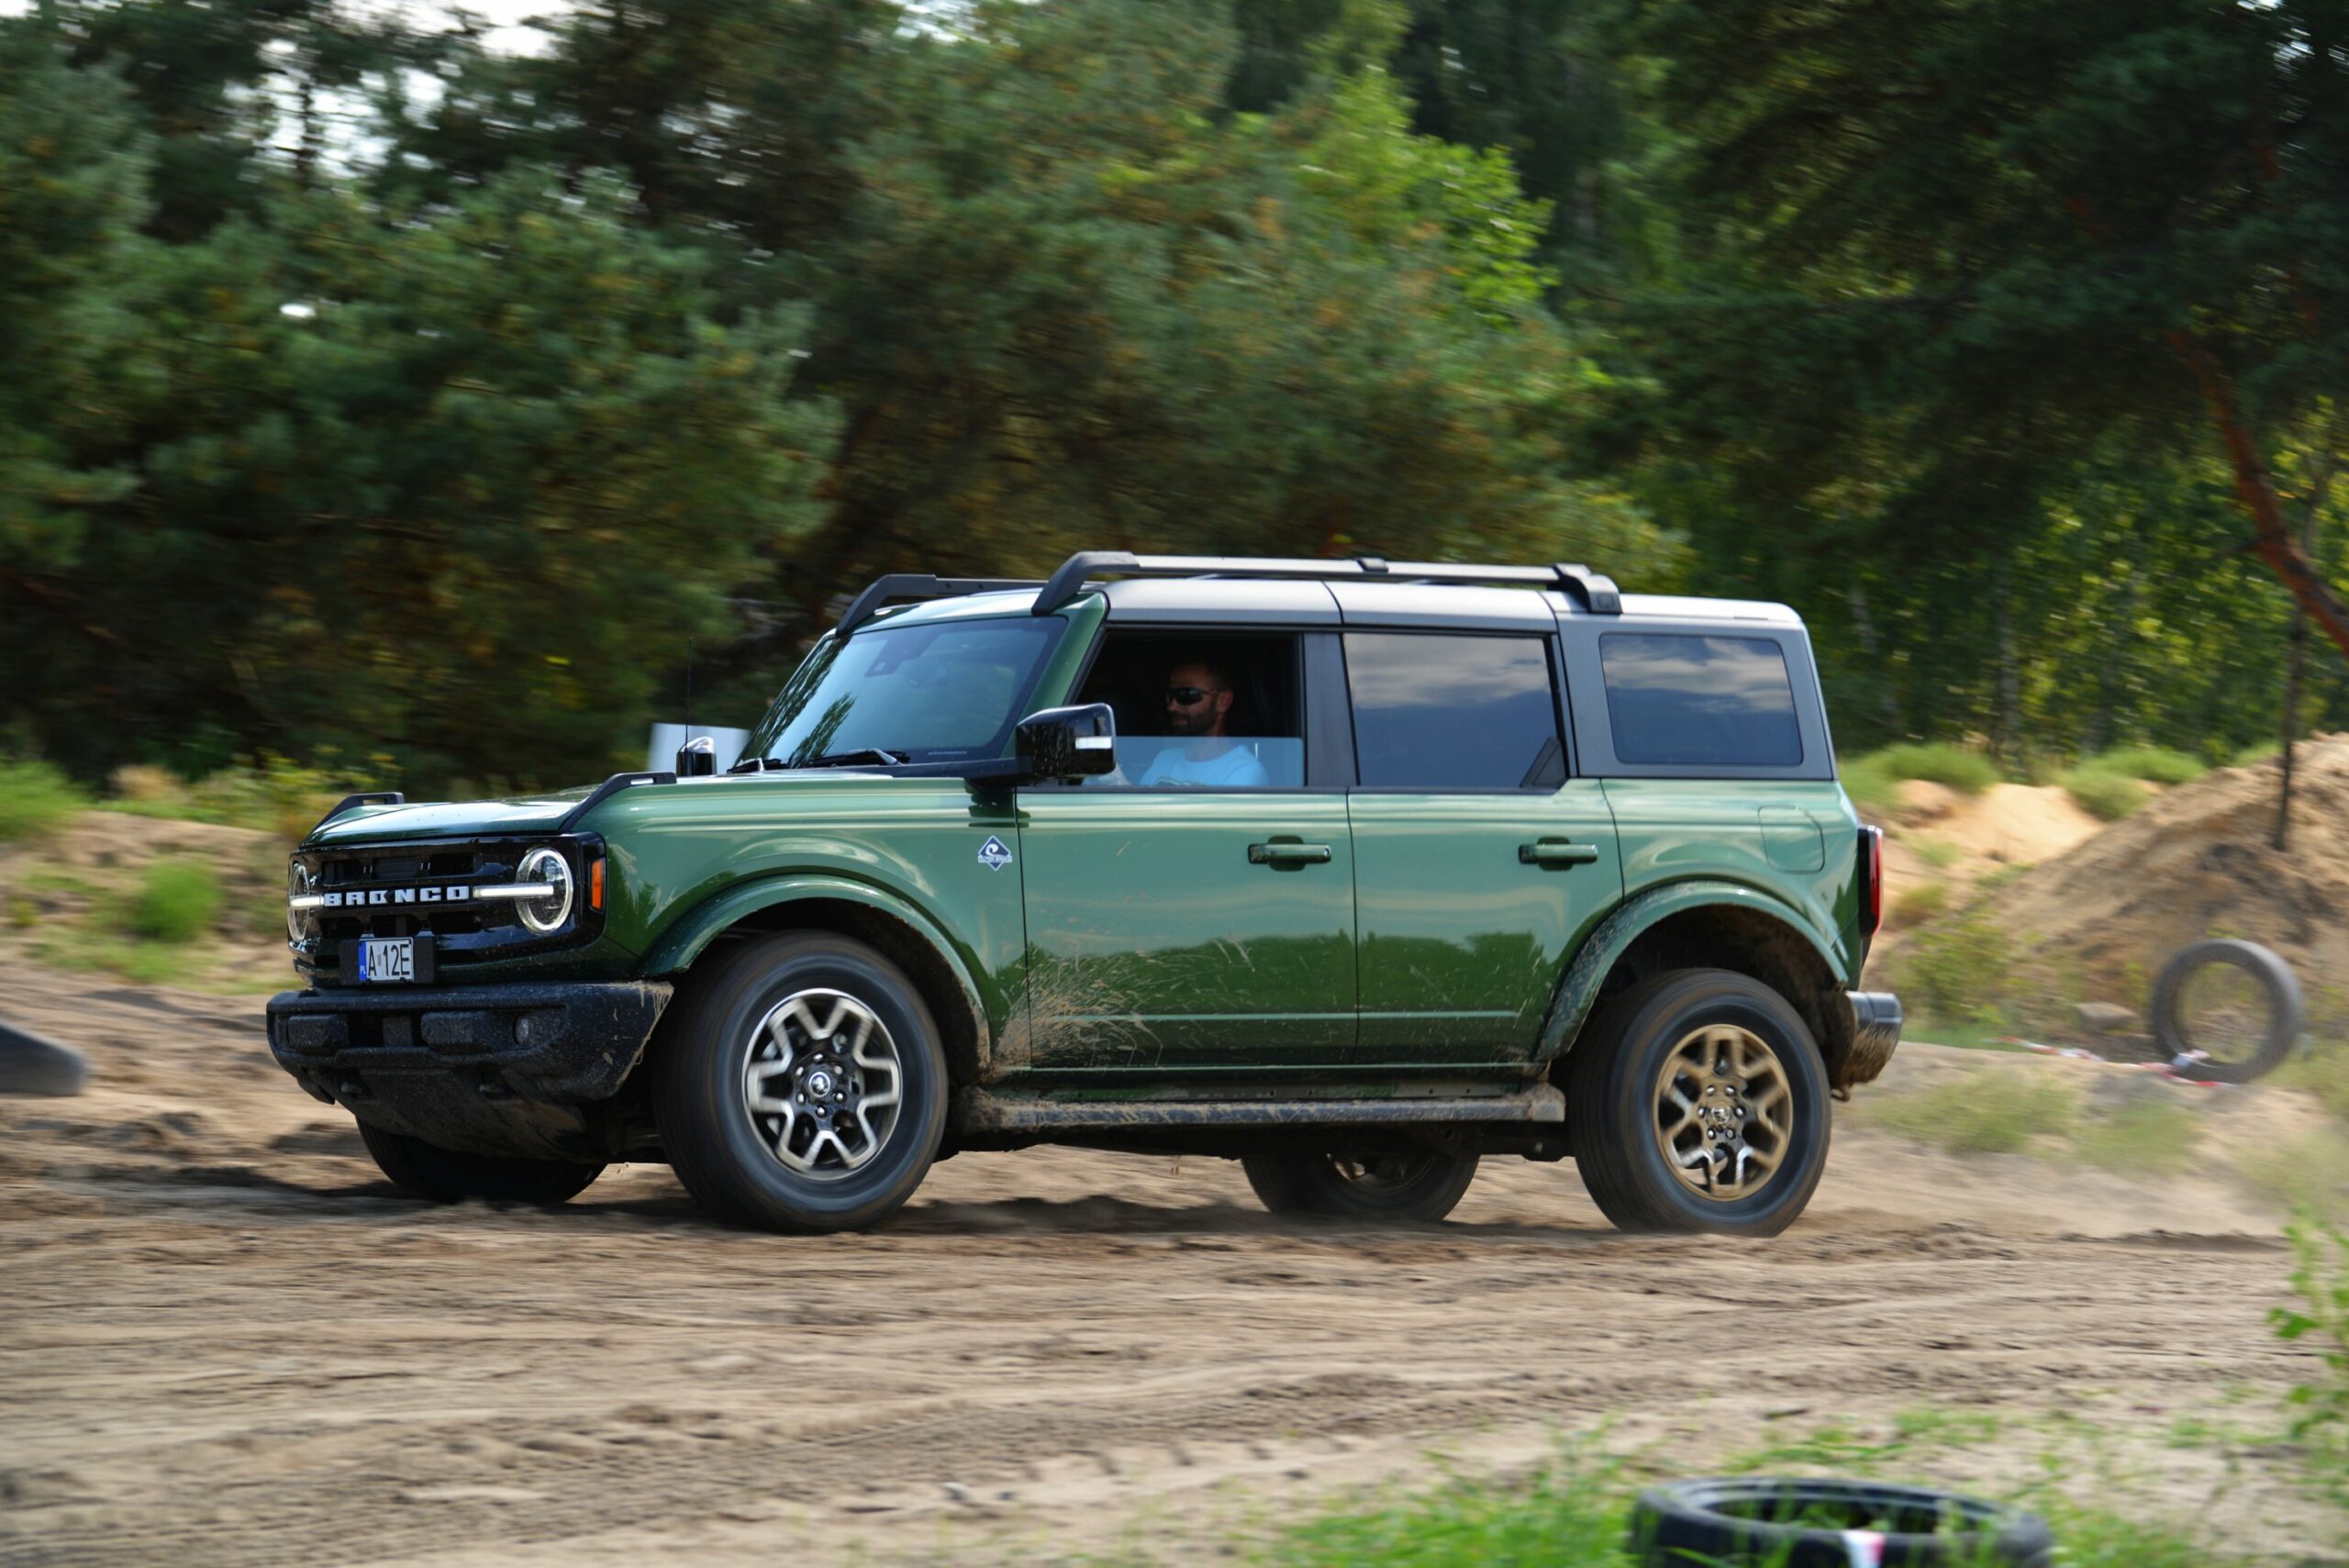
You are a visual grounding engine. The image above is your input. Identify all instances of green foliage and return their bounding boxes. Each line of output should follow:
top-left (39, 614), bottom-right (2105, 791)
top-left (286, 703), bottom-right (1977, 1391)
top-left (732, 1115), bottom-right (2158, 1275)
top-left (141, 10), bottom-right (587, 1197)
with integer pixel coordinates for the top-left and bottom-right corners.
top-left (2059, 765), bottom-right (2153, 822)
top-left (2086, 746), bottom-right (2208, 786)
top-left (106, 755), bottom-right (373, 841)
top-left (1911, 838), bottom-right (1963, 871)
top-left (1869, 1073), bottom-right (2076, 1155)
top-left (2272, 1216), bottom-right (2349, 1503)
top-left (1895, 907), bottom-right (2015, 1022)
top-left (1848, 743), bottom-right (2001, 800)
top-left (0, 759), bottom-right (87, 843)
top-left (128, 862), bottom-right (222, 943)
top-left (1887, 879), bottom-right (1947, 931)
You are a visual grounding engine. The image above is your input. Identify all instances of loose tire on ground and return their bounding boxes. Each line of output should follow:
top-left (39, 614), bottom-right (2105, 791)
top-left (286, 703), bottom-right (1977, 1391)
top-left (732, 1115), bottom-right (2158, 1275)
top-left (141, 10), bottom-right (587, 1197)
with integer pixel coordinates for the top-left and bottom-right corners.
top-left (357, 1120), bottom-right (605, 1205)
top-left (1630, 1476), bottom-right (2054, 1566)
top-left (2149, 938), bottom-right (2303, 1084)
top-left (651, 931), bottom-right (948, 1233)
top-left (1241, 1150), bottom-right (1479, 1223)
top-left (1565, 968), bottom-right (1831, 1236)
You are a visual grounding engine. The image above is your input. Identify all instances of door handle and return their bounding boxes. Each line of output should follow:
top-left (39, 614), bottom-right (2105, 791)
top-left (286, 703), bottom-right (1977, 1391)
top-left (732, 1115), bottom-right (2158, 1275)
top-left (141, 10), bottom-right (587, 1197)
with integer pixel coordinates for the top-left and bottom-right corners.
top-left (1249, 841), bottom-right (1333, 867)
top-left (1520, 840), bottom-right (1600, 868)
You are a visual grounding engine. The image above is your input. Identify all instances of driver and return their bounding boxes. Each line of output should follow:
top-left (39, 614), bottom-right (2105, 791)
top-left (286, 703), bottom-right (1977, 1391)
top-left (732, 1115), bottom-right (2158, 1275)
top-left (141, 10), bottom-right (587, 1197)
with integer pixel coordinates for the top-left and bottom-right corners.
top-left (1137, 659), bottom-right (1270, 788)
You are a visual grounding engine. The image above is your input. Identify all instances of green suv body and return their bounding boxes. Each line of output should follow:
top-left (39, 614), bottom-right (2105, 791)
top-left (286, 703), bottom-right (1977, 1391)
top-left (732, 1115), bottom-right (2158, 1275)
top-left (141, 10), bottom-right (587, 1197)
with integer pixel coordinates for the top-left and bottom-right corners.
top-left (267, 553), bottom-right (1899, 1235)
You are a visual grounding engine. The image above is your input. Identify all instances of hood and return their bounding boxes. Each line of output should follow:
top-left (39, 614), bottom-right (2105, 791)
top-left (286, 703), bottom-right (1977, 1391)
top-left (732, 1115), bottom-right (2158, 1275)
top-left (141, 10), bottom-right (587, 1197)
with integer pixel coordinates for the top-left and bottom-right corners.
top-left (303, 789), bottom-right (593, 847)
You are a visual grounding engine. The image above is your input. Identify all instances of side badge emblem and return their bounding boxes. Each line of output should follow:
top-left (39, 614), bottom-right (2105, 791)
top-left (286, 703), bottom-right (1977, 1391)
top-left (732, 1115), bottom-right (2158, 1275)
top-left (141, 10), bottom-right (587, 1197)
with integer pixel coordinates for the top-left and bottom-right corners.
top-left (976, 835), bottom-right (1013, 872)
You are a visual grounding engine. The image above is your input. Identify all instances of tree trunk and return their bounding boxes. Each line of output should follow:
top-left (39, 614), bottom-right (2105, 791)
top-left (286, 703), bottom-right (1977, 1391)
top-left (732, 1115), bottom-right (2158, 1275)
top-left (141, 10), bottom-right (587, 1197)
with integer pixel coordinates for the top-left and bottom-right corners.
top-left (2277, 615), bottom-right (2306, 851)
top-left (2170, 333), bottom-right (2349, 661)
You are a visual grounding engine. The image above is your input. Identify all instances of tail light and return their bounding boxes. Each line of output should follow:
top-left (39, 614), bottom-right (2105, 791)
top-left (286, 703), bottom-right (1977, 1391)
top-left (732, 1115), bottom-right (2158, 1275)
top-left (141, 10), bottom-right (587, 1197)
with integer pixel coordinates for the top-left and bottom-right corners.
top-left (1858, 825), bottom-right (1884, 940)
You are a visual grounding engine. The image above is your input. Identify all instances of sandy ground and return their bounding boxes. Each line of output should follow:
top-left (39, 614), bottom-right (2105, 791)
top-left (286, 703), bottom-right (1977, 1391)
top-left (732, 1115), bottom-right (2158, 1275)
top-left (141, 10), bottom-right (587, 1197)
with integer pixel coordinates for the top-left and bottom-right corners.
top-left (2, 962), bottom-right (2343, 1566)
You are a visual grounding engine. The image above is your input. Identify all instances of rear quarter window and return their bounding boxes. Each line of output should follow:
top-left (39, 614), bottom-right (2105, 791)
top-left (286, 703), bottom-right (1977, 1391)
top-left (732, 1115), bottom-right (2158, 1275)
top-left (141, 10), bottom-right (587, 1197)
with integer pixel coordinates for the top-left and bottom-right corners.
top-left (1599, 633), bottom-right (1803, 769)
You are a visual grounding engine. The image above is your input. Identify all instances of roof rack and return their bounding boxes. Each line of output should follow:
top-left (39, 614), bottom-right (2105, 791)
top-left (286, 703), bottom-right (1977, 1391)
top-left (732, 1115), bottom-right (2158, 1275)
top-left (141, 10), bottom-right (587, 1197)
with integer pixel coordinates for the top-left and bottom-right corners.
top-left (1029, 551), bottom-right (1621, 617)
top-left (836, 573), bottom-right (1046, 636)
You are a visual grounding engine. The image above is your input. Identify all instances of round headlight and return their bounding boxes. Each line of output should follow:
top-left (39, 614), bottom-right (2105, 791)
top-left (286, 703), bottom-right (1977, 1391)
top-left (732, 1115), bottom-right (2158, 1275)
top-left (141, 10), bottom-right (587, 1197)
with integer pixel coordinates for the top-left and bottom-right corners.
top-left (286, 861), bottom-right (314, 945)
top-left (516, 847), bottom-right (574, 934)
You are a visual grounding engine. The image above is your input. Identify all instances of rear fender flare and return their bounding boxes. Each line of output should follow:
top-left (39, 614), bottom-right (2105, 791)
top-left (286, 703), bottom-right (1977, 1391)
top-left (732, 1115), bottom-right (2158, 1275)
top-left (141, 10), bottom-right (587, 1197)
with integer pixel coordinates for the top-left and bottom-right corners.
top-left (1537, 880), bottom-right (1845, 1066)
top-left (640, 874), bottom-right (991, 1069)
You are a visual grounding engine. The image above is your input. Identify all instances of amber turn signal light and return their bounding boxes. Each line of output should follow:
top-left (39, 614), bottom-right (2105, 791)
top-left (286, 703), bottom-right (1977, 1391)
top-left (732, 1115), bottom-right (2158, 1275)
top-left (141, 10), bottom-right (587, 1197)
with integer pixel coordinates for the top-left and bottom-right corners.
top-left (589, 856), bottom-right (606, 911)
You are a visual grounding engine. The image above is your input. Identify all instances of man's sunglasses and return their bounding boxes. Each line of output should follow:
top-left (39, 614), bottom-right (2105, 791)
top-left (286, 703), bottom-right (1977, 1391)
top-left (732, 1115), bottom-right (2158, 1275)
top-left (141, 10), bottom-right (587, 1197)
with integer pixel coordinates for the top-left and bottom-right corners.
top-left (1164, 686), bottom-right (1219, 706)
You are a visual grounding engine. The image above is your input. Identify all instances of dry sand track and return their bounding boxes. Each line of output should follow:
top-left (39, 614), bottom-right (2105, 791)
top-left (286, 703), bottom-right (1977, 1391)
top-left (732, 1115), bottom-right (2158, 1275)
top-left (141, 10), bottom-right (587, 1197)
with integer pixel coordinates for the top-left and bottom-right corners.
top-left (0, 962), bottom-right (2337, 1564)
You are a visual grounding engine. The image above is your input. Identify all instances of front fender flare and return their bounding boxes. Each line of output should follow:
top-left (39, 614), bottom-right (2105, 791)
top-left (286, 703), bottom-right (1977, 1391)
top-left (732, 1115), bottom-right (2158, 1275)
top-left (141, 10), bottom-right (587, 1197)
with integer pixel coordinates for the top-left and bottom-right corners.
top-left (1535, 880), bottom-right (1847, 1064)
top-left (639, 873), bottom-right (992, 1067)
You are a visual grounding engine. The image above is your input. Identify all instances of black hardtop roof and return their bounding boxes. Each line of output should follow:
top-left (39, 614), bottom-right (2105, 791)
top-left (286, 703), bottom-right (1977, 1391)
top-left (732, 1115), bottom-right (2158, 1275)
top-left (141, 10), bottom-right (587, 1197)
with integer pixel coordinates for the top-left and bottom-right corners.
top-left (837, 551), bottom-right (1621, 636)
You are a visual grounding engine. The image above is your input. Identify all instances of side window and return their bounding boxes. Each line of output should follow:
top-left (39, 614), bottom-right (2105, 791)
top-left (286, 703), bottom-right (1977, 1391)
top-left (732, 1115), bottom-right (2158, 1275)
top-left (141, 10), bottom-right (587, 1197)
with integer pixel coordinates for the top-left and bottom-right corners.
top-left (1071, 629), bottom-right (1305, 789)
top-left (1599, 633), bottom-right (1802, 768)
top-left (1345, 633), bottom-right (1564, 790)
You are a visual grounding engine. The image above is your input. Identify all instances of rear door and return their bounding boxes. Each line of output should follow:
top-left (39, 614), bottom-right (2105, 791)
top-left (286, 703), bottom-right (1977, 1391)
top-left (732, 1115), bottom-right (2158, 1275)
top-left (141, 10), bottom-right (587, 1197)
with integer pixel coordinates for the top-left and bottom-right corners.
top-left (1338, 587), bottom-right (1623, 1065)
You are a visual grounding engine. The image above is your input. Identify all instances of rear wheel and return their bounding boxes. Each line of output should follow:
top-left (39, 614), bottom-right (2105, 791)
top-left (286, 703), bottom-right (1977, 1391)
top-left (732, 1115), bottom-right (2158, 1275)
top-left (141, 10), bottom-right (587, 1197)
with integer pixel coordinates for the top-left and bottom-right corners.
top-left (1241, 1149), bottom-right (1479, 1222)
top-left (1565, 968), bottom-right (1830, 1236)
top-left (651, 931), bottom-right (948, 1233)
top-left (357, 1120), bottom-right (604, 1205)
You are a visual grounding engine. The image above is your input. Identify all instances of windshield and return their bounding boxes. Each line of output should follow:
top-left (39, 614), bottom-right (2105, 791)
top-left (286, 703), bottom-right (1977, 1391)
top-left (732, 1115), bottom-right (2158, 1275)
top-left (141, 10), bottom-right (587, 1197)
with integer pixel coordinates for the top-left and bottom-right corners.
top-left (743, 615), bottom-right (1065, 767)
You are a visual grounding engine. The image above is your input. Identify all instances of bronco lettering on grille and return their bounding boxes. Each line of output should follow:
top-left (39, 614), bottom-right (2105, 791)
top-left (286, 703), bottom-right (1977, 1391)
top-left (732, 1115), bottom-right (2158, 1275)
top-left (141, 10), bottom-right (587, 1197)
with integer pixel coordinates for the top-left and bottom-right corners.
top-left (317, 886), bottom-right (472, 907)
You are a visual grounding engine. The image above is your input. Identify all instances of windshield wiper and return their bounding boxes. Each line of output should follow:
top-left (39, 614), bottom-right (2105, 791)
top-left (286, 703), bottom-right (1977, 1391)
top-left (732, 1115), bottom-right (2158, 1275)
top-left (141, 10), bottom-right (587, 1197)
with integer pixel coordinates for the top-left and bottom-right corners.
top-left (793, 748), bottom-right (907, 769)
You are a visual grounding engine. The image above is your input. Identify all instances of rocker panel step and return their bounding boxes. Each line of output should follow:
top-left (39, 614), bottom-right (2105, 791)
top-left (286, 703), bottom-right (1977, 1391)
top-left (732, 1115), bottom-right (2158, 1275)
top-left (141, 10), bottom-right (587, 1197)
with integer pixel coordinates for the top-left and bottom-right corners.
top-left (956, 1084), bottom-right (1564, 1133)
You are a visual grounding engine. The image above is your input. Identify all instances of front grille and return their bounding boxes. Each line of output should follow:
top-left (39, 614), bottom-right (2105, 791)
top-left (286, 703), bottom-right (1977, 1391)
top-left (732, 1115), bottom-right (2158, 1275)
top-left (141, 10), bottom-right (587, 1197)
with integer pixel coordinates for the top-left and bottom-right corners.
top-left (291, 834), bottom-right (602, 984)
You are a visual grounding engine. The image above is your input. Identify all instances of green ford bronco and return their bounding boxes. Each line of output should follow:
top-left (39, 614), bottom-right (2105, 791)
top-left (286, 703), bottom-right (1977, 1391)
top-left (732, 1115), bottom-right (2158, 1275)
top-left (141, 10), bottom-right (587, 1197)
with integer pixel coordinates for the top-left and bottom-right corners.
top-left (267, 552), bottom-right (1898, 1237)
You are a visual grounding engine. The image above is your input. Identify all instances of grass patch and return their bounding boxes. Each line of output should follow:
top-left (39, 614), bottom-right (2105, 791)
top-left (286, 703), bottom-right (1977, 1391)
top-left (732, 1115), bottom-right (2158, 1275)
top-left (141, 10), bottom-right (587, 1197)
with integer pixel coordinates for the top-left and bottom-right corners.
top-left (2087, 745), bottom-right (2209, 785)
top-left (0, 758), bottom-right (87, 843)
top-left (2233, 740), bottom-right (2282, 768)
top-left (1910, 837), bottom-right (1964, 870)
top-left (1845, 742), bottom-right (2003, 804)
top-left (101, 755), bottom-right (368, 841)
top-left (1869, 1072), bottom-right (2078, 1154)
top-left (1892, 906), bottom-right (2015, 1021)
top-left (1236, 1413), bottom-right (2264, 1568)
top-left (1887, 879), bottom-right (1949, 930)
top-left (128, 862), bottom-right (222, 943)
top-left (2058, 764), bottom-right (2152, 821)
top-left (2073, 1097), bottom-right (2199, 1176)
top-left (2273, 1041), bottom-right (2349, 1123)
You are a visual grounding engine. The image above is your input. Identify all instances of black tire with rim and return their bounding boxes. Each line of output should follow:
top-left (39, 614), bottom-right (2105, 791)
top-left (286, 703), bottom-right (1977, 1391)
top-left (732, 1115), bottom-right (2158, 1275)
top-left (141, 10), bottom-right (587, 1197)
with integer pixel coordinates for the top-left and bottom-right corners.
top-left (651, 931), bottom-right (948, 1233)
top-left (1565, 968), bottom-right (1830, 1236)
top-left (1631, 1476), bottom-right (2054, 1567)
top-left (2148, 938), bottom-right (2303, 1084)
top-left (1241, 1149), bottom-right (1479, 1222)
top-left (357, 1120), bottom-right (605, 1205)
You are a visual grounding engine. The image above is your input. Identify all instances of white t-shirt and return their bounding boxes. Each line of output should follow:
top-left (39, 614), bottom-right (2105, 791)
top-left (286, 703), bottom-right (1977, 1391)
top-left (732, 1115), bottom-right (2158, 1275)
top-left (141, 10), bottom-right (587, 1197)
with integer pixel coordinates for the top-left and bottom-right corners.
top-left (1136, 740), bottom-right (1271, 789)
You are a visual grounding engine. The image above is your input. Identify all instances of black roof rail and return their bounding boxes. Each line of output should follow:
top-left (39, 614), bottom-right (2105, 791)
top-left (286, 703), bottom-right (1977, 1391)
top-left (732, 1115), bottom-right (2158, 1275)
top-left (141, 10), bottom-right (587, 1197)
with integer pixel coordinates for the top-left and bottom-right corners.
top-left (1029, 552), bottom-right (1622, 617)
top-left (837, 573), bottom-right (1046, 636)
top-left (308, 791), bottom-right (405, 837)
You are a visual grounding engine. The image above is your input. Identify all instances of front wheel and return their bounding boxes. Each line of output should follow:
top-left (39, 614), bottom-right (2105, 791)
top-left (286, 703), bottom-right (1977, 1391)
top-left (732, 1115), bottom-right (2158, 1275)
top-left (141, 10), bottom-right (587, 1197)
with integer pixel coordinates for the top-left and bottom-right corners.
top-left (1565, 969), bottom-right (1830, 1236)
top-left (651, 932), bottom-right (948, 1233)
top-left (357, 1121), bottom-right (605, 1205)
top-left (1241, 1149), bottom-right (1479, 1222)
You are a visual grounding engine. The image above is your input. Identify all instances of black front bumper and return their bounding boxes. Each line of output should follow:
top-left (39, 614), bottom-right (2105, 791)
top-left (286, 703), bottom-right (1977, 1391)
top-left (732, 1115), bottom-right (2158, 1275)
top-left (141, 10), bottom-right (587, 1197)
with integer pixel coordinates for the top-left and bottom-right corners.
top-left (266, 980), bottom-right (674, 1162)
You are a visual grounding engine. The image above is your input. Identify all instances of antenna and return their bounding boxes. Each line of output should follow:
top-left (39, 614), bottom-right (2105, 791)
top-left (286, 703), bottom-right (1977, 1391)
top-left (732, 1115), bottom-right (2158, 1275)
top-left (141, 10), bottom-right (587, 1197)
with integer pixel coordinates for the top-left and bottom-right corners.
top-left (685, 638), bottom-right (694, 736)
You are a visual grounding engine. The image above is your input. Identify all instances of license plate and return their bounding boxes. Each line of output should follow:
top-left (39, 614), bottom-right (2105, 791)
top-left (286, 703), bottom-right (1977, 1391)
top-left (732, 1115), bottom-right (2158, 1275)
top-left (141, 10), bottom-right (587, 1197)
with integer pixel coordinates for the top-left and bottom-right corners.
top-left (355, 937), bottom-right (416, 984)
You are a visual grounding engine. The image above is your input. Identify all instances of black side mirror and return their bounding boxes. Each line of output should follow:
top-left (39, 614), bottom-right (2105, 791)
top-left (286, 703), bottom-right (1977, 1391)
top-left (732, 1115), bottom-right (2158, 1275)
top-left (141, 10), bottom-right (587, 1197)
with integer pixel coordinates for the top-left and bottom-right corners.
top-left (675, 735), bottom-right (718, 777)
top-left (1016, 703), bottom-right (1116, 783)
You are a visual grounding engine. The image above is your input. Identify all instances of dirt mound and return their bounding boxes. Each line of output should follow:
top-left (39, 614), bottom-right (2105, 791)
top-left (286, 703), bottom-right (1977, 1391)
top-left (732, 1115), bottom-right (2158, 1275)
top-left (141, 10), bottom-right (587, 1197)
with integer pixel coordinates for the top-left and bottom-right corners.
top-left (1963, 736), bottom-right (2349, 1005)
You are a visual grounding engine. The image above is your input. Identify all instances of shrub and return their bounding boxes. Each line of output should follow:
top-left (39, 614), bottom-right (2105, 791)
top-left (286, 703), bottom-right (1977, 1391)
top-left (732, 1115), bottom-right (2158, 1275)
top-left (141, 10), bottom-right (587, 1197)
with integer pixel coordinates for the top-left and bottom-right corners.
top-left (2272, 1216), bottom-right (2349, 1505)
top-left (105, 754), bottom-right (365, 840)
top-left (2059, 764), bottom-right (2151, 821)
top-left (2073, 1098), bottom-right (2199, 1175)
top-left (1864, 741), bottom-right (2002, 795)
top-left (129, 862), bottom-right (223, 943)
top-left (2083, 745), bottom-right (2208, 785)
top-left (2232, 740), bottom-right (2282, 768)
top-left (1897, 906), bottom-right (2014, 1020)
top-left (1887, 879), bottom-right (1948, 930)
top-left (0, 759), bottom-right (87, 843)
top-left (1838, 751), bottom-right (1898, 814)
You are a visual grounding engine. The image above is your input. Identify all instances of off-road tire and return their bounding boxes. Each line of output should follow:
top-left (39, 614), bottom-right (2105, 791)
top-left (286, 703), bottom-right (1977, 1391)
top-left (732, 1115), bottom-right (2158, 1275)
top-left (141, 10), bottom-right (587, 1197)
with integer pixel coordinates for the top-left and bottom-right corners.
top-left (2149, 938), bottom-right (2303, 1084)
top-left (1565, 968), bottom-right (1830, 1236)
top-left (651, 931), bottom-right (948, 1233)
top-left (1630, 1476), bottom-right (2054, 1566)
top-left (1241, 1150), bottom-right (1479, 1222)
top-left (357, 1120), bottom-right (605, 1205)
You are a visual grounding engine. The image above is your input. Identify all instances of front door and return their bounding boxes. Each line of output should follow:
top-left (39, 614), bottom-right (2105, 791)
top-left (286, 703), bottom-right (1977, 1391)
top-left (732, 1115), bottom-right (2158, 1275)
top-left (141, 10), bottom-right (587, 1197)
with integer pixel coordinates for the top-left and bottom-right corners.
top-left (1008, 626), bottom-right (1354, 1072)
